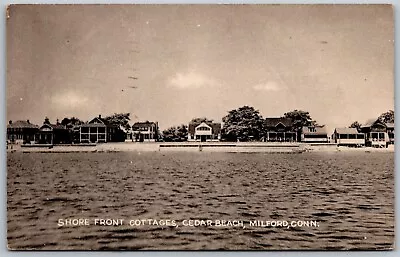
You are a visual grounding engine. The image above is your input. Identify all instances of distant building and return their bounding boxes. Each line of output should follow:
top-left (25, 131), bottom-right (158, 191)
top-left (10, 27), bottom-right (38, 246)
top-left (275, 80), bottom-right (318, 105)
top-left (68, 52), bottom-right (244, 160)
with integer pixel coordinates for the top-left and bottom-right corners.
top-left (77, 115), bottom-right (122, 143)
top-left (264, 117), bottom-right (297, 142)
top-left (301, 126), bottom-right (329, 143)
top-left (188, 121), bottom-right (221, 142)
top-left (360, 118), bottom-right (391, 147)
top-left (332, 128), bottom-right (365, 147)
top-left (7, 120), bottom-right (39, 144)
top-left (35, 118), bottom-right (70, 144)
top-left (130, 121), bottom-right (159, 142)
top-left (386, 122), bottom-right (395, 145)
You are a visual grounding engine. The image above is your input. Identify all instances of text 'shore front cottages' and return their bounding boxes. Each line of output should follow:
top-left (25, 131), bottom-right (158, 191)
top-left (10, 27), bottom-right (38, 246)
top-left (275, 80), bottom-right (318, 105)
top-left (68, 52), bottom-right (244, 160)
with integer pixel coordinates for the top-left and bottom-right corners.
top-left (360, 118), bottom-right (392, 147)
top-left (7, 120), bottom-right (39, 144)
top-left (264, 118), bottom-right (297, 142)
top-left (130, 121), bottom-right (159, 142)
top-left (301, 126), bottom-right (329, 143)
top-left (78, 115), bottom-right (122, 143)
top-left (188, 121), bottom-right (221, 142)
top-left (332, 128), bottom-right (365, 147)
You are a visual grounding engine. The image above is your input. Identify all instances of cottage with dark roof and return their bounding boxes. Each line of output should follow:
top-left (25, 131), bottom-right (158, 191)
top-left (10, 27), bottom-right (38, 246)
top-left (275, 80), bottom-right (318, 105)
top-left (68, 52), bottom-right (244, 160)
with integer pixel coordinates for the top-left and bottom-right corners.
top-left (360, 118), bottom-right (391, 147)
top-left (301, 125), bottom-right (329, 143)
top-left (332, 128), bottom-right (365, 147)
top-left (78, 115), bottom-right (121, 143)
top-left (130, 121), bottom-right (159, 142)
top-left (7, 120), bottom-right (39, 144)
top-left (264, 117), bottom-right (296, 142)
top-left (35, 118), bottom-right (70, 144)
top-left (188, 121), bottom-right (221, 142)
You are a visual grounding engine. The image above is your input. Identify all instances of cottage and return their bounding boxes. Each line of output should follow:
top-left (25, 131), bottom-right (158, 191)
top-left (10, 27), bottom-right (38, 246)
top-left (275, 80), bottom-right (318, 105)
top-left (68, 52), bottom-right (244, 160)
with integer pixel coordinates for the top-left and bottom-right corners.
top-left (386, 123), bottom-right (395, 145)
top-left (35, 118), bottom-right (70, 144)
top-left (264, 118), bottom-right (296, 142)
top-left (188, 121), bottom-right (221, 142)
top-left (360, 119), bottom-right (389, 147)
top-left (7, 120), bottom-right (39, 144)
top-left (301, 126), bottom-right (329, 143)
top-left (332, 128), bottom-right (365, 147)
top-left (78, 115), bottom-right (121, 143)
top-left (130, 121), bottom-right (159, 142)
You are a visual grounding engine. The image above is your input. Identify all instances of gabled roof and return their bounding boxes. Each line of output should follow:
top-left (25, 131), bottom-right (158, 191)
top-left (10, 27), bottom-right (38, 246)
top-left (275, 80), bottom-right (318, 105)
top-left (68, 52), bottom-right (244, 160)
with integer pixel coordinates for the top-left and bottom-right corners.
top-left (188, 121), bottom-right (221, 135)
top-left (132, 121), bottom-right (157, 129)
top-left (81, 116), bottom-right (115, 127)
top-left (7, 120), bottom-right (39, 129)
top-left (40, 123), bottom-right (67, 130)
top-left (335, 127), bottom-right (361, 134)
top-left (302, 126), bottom-right (328, 135)
top-left (264, 117), bottom-right (293, 127)
top-left (80, 123), bottom-right (106, 127)
top-left (361, 118), bottom-right (386, 128)
top-left (89, 117), bottom-right (107, 125)
top-left (196, 122), bottom-right (212, 128)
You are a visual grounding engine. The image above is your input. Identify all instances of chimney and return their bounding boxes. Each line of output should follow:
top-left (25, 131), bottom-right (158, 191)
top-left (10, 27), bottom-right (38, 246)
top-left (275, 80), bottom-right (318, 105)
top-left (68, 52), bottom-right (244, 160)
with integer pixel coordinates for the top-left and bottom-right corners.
top-left (99, 114), bottom-right (102, 119)
top-left (56, 119), bottom-right (60, 125)
top-left (26, 119), bottom-right (30, 124)
top-left (9, 120), bottom-right (12, 125)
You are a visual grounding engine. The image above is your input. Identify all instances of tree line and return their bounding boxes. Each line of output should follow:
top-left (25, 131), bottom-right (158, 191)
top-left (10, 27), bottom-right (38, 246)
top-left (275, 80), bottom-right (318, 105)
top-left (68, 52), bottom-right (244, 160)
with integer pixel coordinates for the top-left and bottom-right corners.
top-left (59, 113), bottom-right (131, 131)
top-left (349, 110), bottom-right (394, 131)
top-left (52, 108), bottom-right (394, 142)
top-left (162, 106), bottom-right (395, 142)
top-left (162, 106), bottom-right (318, 142)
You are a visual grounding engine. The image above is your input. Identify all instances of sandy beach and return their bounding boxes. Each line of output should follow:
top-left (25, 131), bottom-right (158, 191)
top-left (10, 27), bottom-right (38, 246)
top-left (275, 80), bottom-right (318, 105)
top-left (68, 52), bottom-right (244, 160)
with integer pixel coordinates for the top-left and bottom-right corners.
top-left (7, 142), bottom-right (395, 153)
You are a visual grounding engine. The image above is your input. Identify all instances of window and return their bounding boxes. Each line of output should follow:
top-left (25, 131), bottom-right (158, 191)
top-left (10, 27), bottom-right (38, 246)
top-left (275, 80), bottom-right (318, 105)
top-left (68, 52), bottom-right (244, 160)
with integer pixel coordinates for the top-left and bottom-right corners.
top-left (196, 126), bottom-right (210, 131)
top-left (348, 134), bottom-right (356, 139)
top-left (90, 127), bottom-right (97, 133)
top-left (81, 127), bottom-right (89, 133)
top-left (98, 127), bottom-right (105, 133)
top-left (357, 134), bottom-right (365, 139)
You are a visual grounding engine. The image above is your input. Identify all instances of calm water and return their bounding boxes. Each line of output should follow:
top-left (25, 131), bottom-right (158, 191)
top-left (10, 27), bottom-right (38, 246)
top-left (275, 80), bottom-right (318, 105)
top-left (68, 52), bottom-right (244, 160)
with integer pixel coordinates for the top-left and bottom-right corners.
top-left (7, 152), bottom-right (394, 250)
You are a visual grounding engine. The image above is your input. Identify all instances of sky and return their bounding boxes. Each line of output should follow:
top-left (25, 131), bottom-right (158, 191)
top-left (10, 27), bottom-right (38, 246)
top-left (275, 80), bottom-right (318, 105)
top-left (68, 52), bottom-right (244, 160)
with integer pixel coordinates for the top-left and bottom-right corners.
top-left (6, 4), bottom-right (394, 131)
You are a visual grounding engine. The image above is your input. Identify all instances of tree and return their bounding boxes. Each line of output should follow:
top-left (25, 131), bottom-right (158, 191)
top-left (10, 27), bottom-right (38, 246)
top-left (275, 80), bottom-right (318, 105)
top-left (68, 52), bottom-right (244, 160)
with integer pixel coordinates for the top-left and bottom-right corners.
top-left (104, 113), bottom-right (131, 131)
top-left (162, 124), bottom-right (188, 142)
top-left (190, 117), bottom-right (213, 124)
top-left (61, 117), bottom-right (84, 129)
top-left (177, 125), bottom-right (188, 141)
top-left (222, 105), bottom-right (264, 141)
top-left (283, 110), bottom-right (317, 141)
top-left (378, 110), bottom-right (394, 123)
top-left (283, 110), bottom-right (314, 127)
top-left (349, 121), bottom-right (362, 131)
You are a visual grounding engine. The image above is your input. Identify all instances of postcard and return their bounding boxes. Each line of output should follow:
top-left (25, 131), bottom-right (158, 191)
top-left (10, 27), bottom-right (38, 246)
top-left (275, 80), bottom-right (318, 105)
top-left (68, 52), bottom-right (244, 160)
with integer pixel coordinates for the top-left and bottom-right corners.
top-left (6, 4), bottom-right (394, 250)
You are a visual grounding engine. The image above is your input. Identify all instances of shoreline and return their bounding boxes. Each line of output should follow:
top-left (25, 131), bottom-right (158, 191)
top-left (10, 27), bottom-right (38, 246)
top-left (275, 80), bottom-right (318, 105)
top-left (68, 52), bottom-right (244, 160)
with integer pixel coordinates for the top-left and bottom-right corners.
top-left (6, 142), bottom-right (395, 153)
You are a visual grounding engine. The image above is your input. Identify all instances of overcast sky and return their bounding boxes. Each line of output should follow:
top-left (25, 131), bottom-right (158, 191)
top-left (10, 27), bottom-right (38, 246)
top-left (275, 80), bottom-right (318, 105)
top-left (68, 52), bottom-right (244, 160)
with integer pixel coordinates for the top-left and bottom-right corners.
top-left (7, 4), bottom-right (394, 131)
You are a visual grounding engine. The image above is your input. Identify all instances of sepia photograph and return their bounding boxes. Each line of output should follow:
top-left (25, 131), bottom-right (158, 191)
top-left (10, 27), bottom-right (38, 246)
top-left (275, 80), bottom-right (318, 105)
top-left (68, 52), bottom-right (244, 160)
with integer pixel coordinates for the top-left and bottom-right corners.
top-left (6, 4), bottom-right (394, 250)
